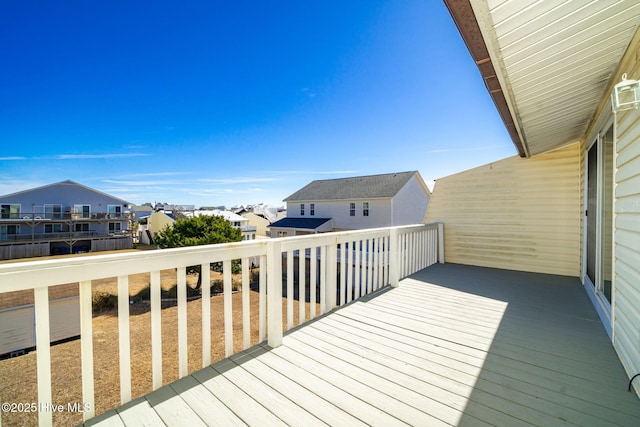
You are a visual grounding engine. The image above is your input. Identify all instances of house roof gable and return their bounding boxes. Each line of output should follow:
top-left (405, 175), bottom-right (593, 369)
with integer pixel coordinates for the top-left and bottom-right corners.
top-left (0, 179), bottom-right (131, 206)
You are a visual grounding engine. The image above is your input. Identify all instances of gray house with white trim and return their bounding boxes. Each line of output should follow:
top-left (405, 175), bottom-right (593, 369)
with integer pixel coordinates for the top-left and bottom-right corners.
top-left (0, 180), bottom-right (133, 260)
top-left (269, 171), bottom-right (430, 237)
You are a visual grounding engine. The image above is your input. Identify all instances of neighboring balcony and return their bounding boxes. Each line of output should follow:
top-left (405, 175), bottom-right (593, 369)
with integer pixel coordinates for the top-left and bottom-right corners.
top-left (0, 223), bottom-right (639, 426)
top-left (0, 231), bottom-right (132, 243)
top-left (0, 212), bottom-right (132, 221)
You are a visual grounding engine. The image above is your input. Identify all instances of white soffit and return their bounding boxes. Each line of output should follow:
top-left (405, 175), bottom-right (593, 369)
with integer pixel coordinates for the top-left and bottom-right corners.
top-left (471, 0), bottom-right (640, 157)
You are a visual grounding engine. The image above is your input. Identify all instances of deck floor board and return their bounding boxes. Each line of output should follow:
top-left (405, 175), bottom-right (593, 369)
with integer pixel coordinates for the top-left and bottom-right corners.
top-left (85, 264), bottom-right (640, 427)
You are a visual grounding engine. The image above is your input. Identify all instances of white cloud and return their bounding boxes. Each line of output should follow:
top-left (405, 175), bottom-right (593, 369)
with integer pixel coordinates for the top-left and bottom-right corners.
top-left (55, 153), bottom-right (151, 159)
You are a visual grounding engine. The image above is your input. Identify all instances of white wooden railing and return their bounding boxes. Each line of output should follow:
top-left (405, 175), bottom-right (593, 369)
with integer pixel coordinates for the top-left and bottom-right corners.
top-left (0, 223), bottom-right (443, 426)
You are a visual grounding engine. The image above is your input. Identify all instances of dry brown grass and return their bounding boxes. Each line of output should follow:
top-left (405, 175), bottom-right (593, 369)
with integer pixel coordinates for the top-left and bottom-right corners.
top-left (0, 269), bottom-right (315, 427)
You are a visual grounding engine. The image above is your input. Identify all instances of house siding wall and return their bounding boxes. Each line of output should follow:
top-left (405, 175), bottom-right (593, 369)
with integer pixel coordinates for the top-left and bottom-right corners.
top-left (425, 143), bottom-right (582, 276)
top-left (286, 200), bottom-right (393, 230)
top-left (390, 175), bottom-right (430, 226)
top-left (612, 43), bottom-right (640, 392)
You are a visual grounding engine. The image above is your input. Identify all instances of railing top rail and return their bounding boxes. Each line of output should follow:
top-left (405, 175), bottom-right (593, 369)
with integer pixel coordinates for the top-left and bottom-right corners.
top-left (274, 223), bottom-right (438, 248)
top-left (0, 239), bottom-right (268, 293)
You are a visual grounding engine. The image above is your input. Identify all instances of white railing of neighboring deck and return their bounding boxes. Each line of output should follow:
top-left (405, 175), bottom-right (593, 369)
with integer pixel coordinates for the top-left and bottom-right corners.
top-left (0, 223), bottom-right (443, 426)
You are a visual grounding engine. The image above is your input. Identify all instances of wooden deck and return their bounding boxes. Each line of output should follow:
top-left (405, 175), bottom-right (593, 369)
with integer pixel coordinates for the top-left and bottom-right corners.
top-left (85, 263), bottom-right (640, 426)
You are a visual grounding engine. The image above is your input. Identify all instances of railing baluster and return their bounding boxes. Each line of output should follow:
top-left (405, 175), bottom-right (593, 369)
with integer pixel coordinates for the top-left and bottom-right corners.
top-left (309, 246), bottom-right (317, 319)
top-left (34, 287), bottom-right (52, 427)
top-left (365, 239), bottom-right (372, 295)
top-left (413, 231), bottom-right (418, 272)
top-left (117, 275), bottom-right (131, 404)
top-left (287, 250), bottom-right (294, 330)
top-left (201, 264), bottom-right (211, 368)
top-left (177, 267), bottom-right (188, 378)
top-left (354, 240), bottom-right (361, 299)
top-left (79, 280), bottom-right (95, 420)
top-left (346, 242), bottom-right (353, 304)
top-left (258, 254), bottom-right (266, 342)
top-left (373, 238), bottom-right (379, 291)
top-left (242, 258), bottom-right (250, 350)
top-left (320, 245), bottom-right (327, 314)
top-left (299, 249), bottom-right (306, 324)
top-left (339, 243), bottom-right (346, 306)
top-left (223, 260), bottom-right (233, 357)
top-left (150, 270), bottom-right (162, 389)
top-left (327, 242), bottom-right (338, 311)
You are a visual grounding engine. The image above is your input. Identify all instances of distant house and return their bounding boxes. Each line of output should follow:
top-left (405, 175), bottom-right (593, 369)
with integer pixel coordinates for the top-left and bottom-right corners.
top-left (0, 180), bottom-right (133, 260)
top-left (137, 211), bottom-right (175, 245)
top-left (194, 210), bottom-right (257, 241)
top-left (268, 171), bottom-right (430, 237)
top-left (239, 212), bottom-right (271, 238)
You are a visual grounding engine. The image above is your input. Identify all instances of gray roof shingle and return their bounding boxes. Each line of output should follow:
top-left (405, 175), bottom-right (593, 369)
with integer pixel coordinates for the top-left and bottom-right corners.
top-left (269, 217), bottom-right (332, 229)
top-left (284, 171), bottom-right (418, 202)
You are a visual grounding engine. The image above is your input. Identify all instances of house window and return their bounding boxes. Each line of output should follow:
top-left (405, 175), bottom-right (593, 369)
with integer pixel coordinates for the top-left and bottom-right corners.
top-left (45, 223), bottom-right (64, 233)
top-left (363, 202), bottom-right (369, 216)
top-left (277, 231), bottom-right (288, 237)
top-left (0, 225), bottom-right (19, 237)
top-left (310, 203), bottom-right (315, 216)
top-left (349, 203), bottom-right (356, 216)
top-left (74, 223), bottom-right (90, 232)
top-left (1, 204), bottom-right (20, 219)
top-left (74, 204), bottom-right (91, 218)
top-left (109, 222), bottom-right (122, 232)
top-left (44, 204), bottom-right (62, 219)
top-left (300, 204), bottom-right (305, 216)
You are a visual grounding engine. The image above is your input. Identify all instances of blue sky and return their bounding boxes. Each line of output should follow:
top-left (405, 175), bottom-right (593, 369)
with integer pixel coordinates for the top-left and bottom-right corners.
top-left (0, 1), bottom-right (515, 207)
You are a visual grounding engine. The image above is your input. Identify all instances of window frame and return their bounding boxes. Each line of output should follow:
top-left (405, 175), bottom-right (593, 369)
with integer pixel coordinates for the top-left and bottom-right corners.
top-left (45, 223), bottom-right (64, 233)
top-left (44, 204), bottom-right (63, 219)
top-left (74, 204), bottom-right (91, 218)
top-left (1, 204), bottom-right (21, 219)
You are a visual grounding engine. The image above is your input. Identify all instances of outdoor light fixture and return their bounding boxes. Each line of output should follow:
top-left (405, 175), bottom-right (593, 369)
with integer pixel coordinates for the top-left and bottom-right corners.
top-left (611, 73), bottom-right (640, 112)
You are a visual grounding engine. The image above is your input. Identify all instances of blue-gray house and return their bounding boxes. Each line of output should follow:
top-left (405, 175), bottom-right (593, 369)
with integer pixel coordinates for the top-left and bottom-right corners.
top-left (0, 180), bottom-right (133, 260)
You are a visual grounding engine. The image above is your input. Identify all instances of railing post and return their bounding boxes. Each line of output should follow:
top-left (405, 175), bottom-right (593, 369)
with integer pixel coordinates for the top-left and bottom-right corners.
top-left (438, 222), bottom-right (445, 264)
top-left (389, 227), bottom-right (400, 288)
top-left (267, 239), bottom-right (283, 348)
top-left (79, 280), bottom-right (95, 420)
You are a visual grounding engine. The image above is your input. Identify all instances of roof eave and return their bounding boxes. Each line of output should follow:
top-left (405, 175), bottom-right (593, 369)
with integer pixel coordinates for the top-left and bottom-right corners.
top-left (443, 0), bottom-right (527, 158)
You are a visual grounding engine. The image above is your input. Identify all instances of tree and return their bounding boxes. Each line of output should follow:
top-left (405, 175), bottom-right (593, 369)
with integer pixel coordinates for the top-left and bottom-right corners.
top-left (154, 215), bottom-right (243, 288)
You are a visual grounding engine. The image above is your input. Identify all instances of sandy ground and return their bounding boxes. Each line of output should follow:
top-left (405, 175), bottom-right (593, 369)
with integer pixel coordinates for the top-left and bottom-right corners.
top-left (0, 267), bottom-right (314, 427)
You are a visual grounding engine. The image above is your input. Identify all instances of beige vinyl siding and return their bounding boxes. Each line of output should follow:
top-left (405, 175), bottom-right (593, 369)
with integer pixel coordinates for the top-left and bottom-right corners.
top-left (612, 43), bottom-right (640, 392)
top-left (425, 143), bottom-right (581, 276)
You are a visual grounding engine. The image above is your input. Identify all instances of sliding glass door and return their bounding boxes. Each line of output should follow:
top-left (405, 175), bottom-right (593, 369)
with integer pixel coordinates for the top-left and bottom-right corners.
top-left (585, 124), bottom-right (613, 307)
